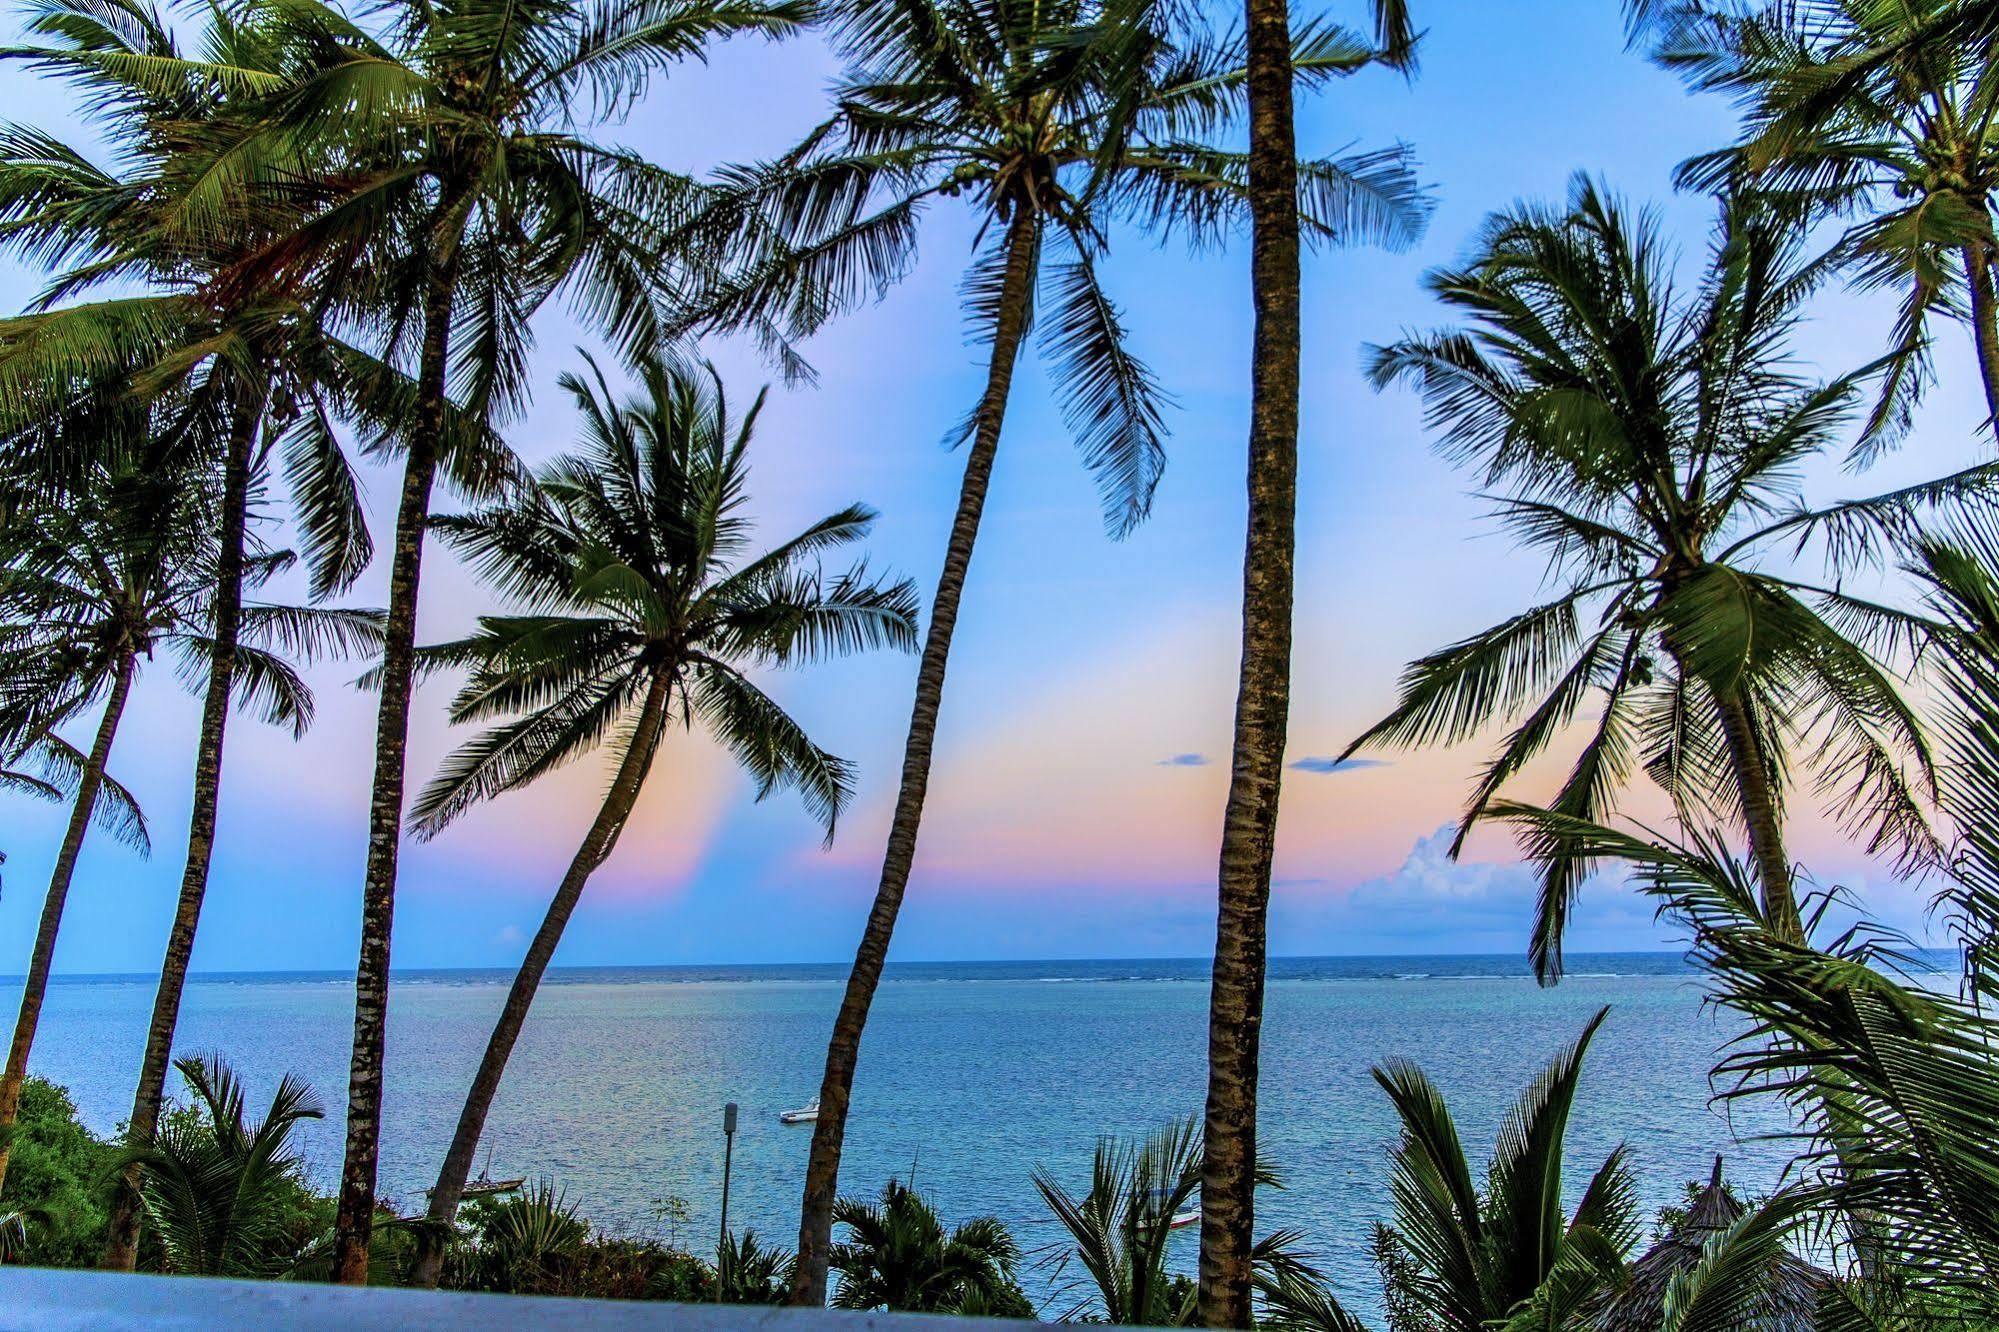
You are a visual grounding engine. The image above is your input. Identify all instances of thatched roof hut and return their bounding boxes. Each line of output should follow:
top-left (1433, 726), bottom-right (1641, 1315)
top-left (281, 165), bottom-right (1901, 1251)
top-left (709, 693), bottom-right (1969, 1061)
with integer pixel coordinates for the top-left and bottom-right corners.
top-left (1591, 1158), bottom-right (1826, 1332)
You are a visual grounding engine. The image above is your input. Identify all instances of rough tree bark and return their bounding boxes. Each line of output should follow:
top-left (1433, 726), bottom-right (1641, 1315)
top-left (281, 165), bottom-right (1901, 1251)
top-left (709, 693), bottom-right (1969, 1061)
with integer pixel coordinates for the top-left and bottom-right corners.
top-left (1961, 240), bottom-right (1999, 433)
top-left (407, 669), bottom-right (674, 1289)
top-left (332, 238), bottom-right (460, 1284)
top-left (100, 390), bottom-right (260, 1269)
top-left (1197, 0), bottom-right (1301, 1316)
top-left (788, 207), bottom-right (1040, 1306)
top-left (0, 646), bottom-right (139, 1193)
top-left (1711, 687), bottom-right (1802, 942)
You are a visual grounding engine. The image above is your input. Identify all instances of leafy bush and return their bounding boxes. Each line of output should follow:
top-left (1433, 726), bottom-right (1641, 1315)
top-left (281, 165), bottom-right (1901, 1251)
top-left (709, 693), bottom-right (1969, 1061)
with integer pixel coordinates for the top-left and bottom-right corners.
top-left (444, 1182), bottom-right (725, 1302)
top-left (3, 1077), bottom-right (116, 1267)
top-left (125, 1056), bottom-right (327, 1277)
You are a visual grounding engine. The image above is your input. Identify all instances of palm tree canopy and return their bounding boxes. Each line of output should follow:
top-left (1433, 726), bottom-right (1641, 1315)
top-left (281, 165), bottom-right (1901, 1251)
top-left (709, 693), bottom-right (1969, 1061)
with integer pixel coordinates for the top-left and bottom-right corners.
top-left (156, 0), bottom-right (807, 427)
top-left (0, 394), bottom-right (381, 753)
top-left (1354, 176), bottom-right (1948, 979)
top-left (407, 353), bottom-right (918, 842)
top-left (0, 0), bottom-right (400, 596)
top-left (120, 1054), bottom-right (324, 1278)
top-left (1369, 1006), bottom-right (1640, 1332)
top-left (1629, 0), bottom-right (1999, 436)
top-left (681, 0), bottom-right (1432, 535)
top-left (0, 734), bottom-right (150, 857)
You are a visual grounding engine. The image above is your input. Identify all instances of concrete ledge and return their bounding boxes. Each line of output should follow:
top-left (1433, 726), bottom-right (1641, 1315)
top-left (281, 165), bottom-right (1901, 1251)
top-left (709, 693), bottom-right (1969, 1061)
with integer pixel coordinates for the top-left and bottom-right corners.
top-left (0, 1268), bottom-right (1043, 1330)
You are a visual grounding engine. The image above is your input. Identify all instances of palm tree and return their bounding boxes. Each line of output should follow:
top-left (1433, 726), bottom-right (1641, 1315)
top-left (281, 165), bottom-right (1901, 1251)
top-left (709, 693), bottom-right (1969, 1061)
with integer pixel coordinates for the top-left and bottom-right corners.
top-left (0, 0), bottom-right (389, 1266)
top-left (0, 432), bottom-right (209, 1196)
top-left (119, 1055), bottom-right (324, 1278)
top-left (1033, 1117), bottom-right (1327, 1326)
top-left (451, 1179), bottom-right (589, 1293)
top-left (1489, 524), bottom-right (1999, 1317)
top-left (146, 0), bottom-right (814, 1279)
top-left (1200, 0), bottom-right (1422, 1317)
top-left (1629, 0), bottom-right (1999, 435)
top-left (1035, 1118), bottom-right (1208, 1326)
top-left (829, 1177), bottom-right (1027, 1314)
top-left (0, 416), bottom-right (373, 1195)
top-left (404, 353), bottom-right (917, 1287)
top-left (1349, 179), bottom-right (1945, 980)
top-left (686, 1), bottom-right (1429, 1301)
top-left (1364, 1008), bottom-right (1640, 1332)
top-left (1496, 809), bottom-right (1999, 1324)
top-left (717, 1230), bottom-right (798, 1304)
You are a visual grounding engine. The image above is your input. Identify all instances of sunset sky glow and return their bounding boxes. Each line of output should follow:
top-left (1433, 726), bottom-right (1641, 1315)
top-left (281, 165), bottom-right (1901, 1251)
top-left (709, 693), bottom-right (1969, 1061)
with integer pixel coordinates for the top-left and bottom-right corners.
top-left (0, 0), bottom-right (1974, 973)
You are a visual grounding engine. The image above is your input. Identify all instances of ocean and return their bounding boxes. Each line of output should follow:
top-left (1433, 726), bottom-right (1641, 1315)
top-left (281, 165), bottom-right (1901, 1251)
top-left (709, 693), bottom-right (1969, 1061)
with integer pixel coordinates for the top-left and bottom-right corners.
top-left (18, 954), bottom-right (1798, 1311)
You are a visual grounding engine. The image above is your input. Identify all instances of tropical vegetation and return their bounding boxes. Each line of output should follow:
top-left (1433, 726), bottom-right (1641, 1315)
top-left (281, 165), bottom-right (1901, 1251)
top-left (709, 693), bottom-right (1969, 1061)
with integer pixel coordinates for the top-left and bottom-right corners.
top-left (404, 352), bottom-right (915, 1284)
top-left (829, 1177), bottom-right (1030, 1315)
top-left (1347, 178), bottom-right (1948, 978)
top-left (7, 0), bottom-right (1999, 1328)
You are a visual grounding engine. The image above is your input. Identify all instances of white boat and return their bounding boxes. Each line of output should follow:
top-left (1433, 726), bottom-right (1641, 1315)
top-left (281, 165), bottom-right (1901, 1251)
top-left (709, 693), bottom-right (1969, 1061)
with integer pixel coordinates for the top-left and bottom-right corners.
top-left (1145, 1188), bottom-right (1200, 1230)
top-left (780, 1098), bottom-right (819, 1124)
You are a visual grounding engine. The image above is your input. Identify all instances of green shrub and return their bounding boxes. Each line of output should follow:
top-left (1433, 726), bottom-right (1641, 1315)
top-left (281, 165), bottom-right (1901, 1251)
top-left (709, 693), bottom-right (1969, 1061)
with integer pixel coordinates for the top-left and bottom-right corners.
top-left (5, 1077), bottom-right (116, 1267)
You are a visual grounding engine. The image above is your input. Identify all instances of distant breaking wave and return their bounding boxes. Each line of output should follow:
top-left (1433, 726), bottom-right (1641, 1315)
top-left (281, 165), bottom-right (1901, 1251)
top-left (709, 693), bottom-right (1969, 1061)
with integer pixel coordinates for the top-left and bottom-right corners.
top-left (26, 951), bottom-right (1800, 989)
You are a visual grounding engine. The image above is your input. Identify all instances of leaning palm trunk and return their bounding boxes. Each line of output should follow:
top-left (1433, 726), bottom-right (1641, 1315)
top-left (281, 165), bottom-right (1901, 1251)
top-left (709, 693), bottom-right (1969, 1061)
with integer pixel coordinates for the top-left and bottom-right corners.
top-left (408, 670), bottom-right (673, 1289)
top-left (100, 393), bottom-right (261, 1269)
top-left (0, 645), bottom-right (138, 1193)
top-left (333, 247), bottom-right (459, 1284)
top-left (1966, 239), bottom-right (1999, 432)
top-left (1708, 685), bottom-right (1801, 942)
top-left (1198, 0), bottom-right (1301, 1321)
top-left (790, 209), bottom-right (1039, 1306)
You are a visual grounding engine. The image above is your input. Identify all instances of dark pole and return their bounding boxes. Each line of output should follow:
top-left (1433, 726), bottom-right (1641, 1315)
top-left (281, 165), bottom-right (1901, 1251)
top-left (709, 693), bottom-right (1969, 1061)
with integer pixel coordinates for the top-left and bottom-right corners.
top-left (717, 1101), bottom-right (738, 1302)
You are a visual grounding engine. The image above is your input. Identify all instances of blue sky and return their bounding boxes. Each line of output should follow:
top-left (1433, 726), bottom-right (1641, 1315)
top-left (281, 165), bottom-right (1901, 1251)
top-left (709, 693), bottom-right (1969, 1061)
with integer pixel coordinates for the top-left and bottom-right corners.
top-left (0, 0), bottom-right (1978, 973)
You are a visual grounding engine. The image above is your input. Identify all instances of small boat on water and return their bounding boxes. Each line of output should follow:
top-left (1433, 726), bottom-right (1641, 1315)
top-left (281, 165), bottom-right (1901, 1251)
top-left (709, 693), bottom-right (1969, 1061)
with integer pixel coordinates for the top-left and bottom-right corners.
top-left (427, 1149), bottom-right (524, 1200)
top-left (780, 1098), bottom-right (820, 1124)
top-left (1144, 1188), bottom-right (1201, 1230)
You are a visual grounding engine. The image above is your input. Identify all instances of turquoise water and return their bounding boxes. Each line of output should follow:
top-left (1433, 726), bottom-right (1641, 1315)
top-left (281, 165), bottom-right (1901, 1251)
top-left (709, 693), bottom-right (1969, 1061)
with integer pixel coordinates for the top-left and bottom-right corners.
top-left (17, 954), bottom-right (1795, 1309)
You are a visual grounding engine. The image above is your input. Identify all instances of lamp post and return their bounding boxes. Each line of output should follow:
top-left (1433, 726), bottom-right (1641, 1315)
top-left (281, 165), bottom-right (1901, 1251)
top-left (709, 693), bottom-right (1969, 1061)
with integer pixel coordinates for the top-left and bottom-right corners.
top-left (717, 1101), bottom-right (737, 1302)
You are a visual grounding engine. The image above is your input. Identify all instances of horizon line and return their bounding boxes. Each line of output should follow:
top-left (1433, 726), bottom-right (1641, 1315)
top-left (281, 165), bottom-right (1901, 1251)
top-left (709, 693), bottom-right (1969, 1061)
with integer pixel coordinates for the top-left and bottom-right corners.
top-left (20, 947), bottom-right (1704, 983)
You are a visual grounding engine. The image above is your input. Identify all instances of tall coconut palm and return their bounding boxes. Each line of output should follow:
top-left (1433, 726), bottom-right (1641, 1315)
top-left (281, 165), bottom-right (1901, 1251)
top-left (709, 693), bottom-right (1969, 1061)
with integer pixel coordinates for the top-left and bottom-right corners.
top-left (1483, 518), bottom-right (1999, 1322)
top-left (149, 0), bottom-right (813, 1279)
top-left (1628, 0), bottom-right (1999, 438)
top-left (685, 0), bottom-right (1428, 1301)
top-left (0, 0), bottom-right (387, 1266)
top-left (403, 353), bottom-right (916, 1287)
top-left (1349, 179), bottom-right (1947, 980)
top-left (0, 412), bottom-right (372, 1194)
top-left (829, 1178), bottom-right (1027, 1314)
top-left (1201, 1), bottom-right (1421, 1319)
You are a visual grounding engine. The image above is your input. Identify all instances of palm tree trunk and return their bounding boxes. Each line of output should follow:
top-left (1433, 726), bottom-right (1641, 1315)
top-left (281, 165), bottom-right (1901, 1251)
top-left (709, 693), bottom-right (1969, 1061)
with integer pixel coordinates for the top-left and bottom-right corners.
top-left (332, 245), bottom-right (459, 1285)
top-left (788, 206), bottom-right (1040, 1307)
top-left (1962, 241), bottom-right (1999, 432)
top-left (1711, 686), bottom-right (1802, 942)
top-left (408, 670), bottom-right (674, 1289)
top-left (0, 645), bottom-right (138, 1194)
top-left (100, 391), bottom-right (260, 1270)
top-left (1198, 0), bottom-right (1301, 1319)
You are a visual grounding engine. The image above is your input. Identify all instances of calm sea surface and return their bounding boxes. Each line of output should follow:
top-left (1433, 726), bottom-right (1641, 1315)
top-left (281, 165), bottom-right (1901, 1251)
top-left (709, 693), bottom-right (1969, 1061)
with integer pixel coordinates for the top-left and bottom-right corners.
top-left (15, 954), bottom-right (1800, 1310)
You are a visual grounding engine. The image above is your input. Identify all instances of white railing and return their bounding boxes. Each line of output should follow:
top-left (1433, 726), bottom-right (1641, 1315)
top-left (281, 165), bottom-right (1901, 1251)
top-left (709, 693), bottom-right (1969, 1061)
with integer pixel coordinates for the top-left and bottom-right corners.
top-left (0, 1268), bottom-right (1046, 1330)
